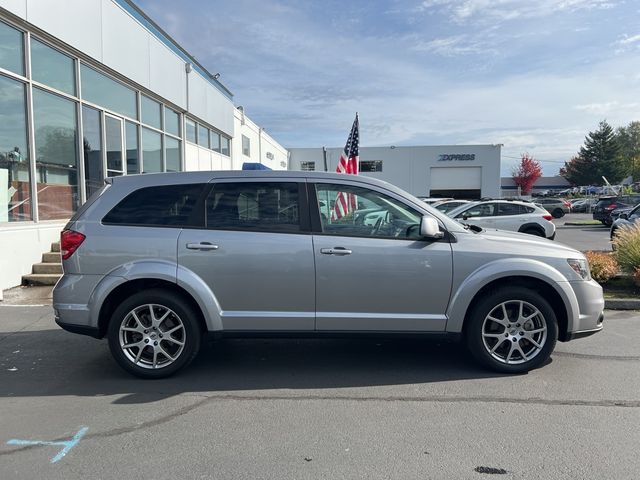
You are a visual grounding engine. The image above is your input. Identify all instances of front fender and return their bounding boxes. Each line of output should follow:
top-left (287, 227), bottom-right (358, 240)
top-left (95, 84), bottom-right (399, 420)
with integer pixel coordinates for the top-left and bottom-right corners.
top-left (445, 258), bottom-right (579, 333)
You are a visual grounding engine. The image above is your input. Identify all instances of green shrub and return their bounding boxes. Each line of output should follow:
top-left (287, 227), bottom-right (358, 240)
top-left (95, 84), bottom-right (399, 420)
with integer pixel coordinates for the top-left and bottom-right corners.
top-left (613, 223), bottom-right (640, 273)
top-left (584, 251), bottom-right (619, 283)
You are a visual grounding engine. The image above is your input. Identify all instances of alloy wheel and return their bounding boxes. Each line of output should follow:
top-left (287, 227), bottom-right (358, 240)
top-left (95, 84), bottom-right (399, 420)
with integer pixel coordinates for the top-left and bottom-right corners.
top-left (118, 304), bottom-right (186, 369)
top-left (481, 300), bottom-right (547, 365)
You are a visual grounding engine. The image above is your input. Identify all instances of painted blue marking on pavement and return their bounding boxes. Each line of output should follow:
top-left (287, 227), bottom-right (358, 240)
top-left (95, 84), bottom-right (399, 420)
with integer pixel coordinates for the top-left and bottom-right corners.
top-left (7, 427), bottom-right (89, 463)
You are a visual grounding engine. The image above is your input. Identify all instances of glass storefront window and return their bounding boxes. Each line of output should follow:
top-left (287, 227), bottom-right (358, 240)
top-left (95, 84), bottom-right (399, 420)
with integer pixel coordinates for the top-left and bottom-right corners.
top-left (125, 121), bottom-right (139, 175)
top-left (0, 21), bottom-right (24, 76)
top-left (82, 106), bottom-right (102, 199)
top-left (221, 136), bottom-right (230, 156)
top-left (31, 38), bottom-right (75, 95)
top-left (0, 75), bottom-right (30, 222)
top-left (210, 131), bottom-right (220, 153)
top-left (80, 64), bottom-right (137, 119)
top-left (165, 137), bottom-right (181, 172)
top-left (164, 107), bottom-right (180, 137)
top-left (141, 95), bottom-right (161, 129)
top-left (105, 115), bottom-right (124, 176)
top-left (33, 88), bottom-right (79, 220)
top-left (197, 124), bottom-right (209, 148)
top-left (141, 128), bottom-right (162, 173)
top-left (185, 118), bottom-right (196, 143)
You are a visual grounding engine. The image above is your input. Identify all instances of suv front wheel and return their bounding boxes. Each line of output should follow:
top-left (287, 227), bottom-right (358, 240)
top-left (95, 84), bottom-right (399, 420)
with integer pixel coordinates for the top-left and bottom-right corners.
top-left (107, 289), bottom-right (202, 379)
top-left (465, 287), bottom-right (558, 373)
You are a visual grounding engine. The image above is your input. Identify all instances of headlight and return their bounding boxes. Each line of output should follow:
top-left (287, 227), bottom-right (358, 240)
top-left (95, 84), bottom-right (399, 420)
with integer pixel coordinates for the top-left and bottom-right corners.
top-left (567, 258), bottom-right (591, 281)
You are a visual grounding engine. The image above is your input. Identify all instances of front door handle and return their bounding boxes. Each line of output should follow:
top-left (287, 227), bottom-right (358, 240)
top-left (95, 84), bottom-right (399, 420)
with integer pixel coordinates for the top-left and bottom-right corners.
top-left (186, 242), bottom-right (219, 251)
top-left (320, 247), bottom-right (352, 255)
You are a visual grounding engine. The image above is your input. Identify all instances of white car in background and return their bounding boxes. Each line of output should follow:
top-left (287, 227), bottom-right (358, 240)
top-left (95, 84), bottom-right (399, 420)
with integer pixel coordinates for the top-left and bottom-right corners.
top-left (434, 199), bottom-right (471, 214)
top-left (446, 200), bottom-right (556, 239)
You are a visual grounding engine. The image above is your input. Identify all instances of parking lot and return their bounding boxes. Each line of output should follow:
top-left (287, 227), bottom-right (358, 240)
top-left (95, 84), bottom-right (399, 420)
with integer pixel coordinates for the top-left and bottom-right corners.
top-left (553, 214), bottom-right (612, 252)
top-left (1, 304), bottom-right (639, 479)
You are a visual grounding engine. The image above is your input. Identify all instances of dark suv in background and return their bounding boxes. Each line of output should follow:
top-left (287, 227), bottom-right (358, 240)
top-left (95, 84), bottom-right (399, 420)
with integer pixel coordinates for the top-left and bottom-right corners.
top-left (593, 195), bottom-right (640, 226)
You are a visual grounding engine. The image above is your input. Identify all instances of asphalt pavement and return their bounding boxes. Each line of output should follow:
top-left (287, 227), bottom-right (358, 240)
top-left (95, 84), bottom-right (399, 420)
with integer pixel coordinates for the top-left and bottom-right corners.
top-left (1, 305), bottom-right (639, 479)
top-left (553, 213), bottom-right (612, 252)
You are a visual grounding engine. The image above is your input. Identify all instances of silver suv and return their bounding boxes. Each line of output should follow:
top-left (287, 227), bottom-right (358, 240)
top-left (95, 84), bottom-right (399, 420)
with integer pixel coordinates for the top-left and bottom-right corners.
top-left (53, 171), bottom-right (604, 378)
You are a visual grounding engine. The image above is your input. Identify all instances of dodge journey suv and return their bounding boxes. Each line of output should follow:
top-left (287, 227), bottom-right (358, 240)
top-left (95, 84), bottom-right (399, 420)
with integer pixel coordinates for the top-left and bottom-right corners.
top-left (53, 171), bottom-right (604, 378)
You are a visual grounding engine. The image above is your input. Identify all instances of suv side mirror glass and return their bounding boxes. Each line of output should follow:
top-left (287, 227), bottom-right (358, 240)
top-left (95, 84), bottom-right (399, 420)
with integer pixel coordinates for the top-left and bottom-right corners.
top-left (420, 216), bottom-right (444, 239)
top-left (619, 213), bottom-right (628, 220)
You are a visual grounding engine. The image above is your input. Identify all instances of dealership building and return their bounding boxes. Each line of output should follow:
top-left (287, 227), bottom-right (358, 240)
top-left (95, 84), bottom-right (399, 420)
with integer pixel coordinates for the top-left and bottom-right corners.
top-left (288, 144), bottom-right (502, 199)
top-left (0, 0), bottom-right (287, 293)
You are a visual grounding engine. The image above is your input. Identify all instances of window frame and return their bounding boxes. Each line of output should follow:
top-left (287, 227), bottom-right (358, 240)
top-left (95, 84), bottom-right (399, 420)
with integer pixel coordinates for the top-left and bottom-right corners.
top-left (307, 181), bottom-right (439, 242)
top-left (203, 180), bottom-right (311, 234)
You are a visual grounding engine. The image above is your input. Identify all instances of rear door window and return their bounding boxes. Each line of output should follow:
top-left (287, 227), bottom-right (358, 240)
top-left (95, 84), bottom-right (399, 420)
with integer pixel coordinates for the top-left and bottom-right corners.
top-left (497, 203), bottom-right (521, 216)
top-left (102, 184), bottom-right (206, 227)
top-left (205, 182), bottom-right (304, 233)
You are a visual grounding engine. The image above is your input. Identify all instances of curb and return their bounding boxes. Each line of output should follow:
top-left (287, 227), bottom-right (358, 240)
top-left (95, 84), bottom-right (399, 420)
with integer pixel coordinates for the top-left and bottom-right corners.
top-left (605, 298), bottom-right (640, 310)
top-left (562, 222), bottom-right (605, 227)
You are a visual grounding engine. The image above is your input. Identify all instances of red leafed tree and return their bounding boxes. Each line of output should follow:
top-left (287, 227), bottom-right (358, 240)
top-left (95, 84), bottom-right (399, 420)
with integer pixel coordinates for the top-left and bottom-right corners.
top-left (512, 153), bottom-right (542, 195)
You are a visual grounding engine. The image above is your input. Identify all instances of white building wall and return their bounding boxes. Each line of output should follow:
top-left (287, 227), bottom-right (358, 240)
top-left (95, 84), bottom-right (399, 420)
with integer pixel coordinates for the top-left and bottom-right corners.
top-left (0, 0), bottom-right (232, 123)
top-left (288, 145), bottom-right (501, 198)
top-left (232, 108), bottom-right (288, 170)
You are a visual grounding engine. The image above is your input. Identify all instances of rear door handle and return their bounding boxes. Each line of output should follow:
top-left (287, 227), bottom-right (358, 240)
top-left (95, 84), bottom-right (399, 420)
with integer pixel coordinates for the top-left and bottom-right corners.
top-left (186, 242), bottom-right (219, 251)
top-left (320, 247), bottom-right (352, 255)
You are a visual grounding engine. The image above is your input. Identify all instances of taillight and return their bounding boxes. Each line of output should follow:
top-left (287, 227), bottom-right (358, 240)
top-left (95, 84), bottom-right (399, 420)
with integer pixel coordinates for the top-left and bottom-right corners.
top-left (61, 230), bottom-right (86, 260)
top-left (605, 204), bottom-right (617, 210)
top-left (543, 214), bottom-right (553, 221)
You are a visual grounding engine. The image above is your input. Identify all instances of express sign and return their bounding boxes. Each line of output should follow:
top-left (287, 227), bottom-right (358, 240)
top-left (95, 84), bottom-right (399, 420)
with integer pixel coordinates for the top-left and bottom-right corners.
top-left (438, 154), bottom-right (475, 161)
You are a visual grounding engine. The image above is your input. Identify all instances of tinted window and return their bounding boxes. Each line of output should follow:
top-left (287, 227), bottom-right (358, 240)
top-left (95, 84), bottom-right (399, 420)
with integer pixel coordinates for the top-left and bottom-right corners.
top-left (0, 21), bottom-right (24, 75)
top-left (497, 203), bottom-right (521, 216)
top-left (141, 95), bottom-right (161, 129)
top-left (80, 64), bottom-right (137, 119)
top-left (141, 128), bottom-right (161, 173)
top-left (315, 183), bottom-right (423, 239)
top-left (31, 39), bottom-right (75, 95)
top-left (458, 203), bottom-right (495, 218)
top-left (206, 182), bottom-right (300, 232)
top-left (197, 124), bottom-right (209, 148)
top-left (185, 118), bottom-right (196, 143)
top-left (164, 107), bottom-right (180, 137)
top-left (103, 184), bottom-right (205, 227)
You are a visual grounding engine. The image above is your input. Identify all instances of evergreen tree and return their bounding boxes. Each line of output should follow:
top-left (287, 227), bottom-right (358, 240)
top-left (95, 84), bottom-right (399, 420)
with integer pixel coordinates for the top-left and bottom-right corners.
top-left (578, 120), bottom-right (623, 183)
top-left (560, 155), bottom-right (599, 185)
top-left (615, 121), bottom-right (640, 181)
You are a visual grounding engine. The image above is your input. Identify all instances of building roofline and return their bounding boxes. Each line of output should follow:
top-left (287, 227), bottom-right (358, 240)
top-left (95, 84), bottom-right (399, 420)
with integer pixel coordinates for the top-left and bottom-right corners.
top-left (116, 0), bottom-right (233, 100)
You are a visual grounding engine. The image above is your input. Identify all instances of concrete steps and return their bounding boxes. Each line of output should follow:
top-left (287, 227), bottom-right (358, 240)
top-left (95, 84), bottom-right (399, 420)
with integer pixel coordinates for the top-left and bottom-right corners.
top-left (22, 241), bottom-right (63, 286)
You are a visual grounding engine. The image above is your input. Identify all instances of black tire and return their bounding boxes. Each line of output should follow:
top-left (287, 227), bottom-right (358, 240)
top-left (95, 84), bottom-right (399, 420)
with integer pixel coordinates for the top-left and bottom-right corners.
top-left (522, 228), bottom-right (545, 237)
top-left (551, 208), bottom-right (564, 219)
top-left (107, 289), bottom-right (202, 379)
top-left (465, 287), bottom-right (558, 374)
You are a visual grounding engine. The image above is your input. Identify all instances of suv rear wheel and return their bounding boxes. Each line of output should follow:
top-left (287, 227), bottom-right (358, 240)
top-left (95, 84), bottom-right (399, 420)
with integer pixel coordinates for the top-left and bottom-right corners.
top-left (465, 287), bottom-right (558, 373)
top-left (107, 289), bottom-right (202, 379)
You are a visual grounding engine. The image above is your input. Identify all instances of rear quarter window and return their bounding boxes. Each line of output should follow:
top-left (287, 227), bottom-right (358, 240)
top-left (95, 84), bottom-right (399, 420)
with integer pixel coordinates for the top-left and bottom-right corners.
top-left (102, 183), bottom-right (206, 227)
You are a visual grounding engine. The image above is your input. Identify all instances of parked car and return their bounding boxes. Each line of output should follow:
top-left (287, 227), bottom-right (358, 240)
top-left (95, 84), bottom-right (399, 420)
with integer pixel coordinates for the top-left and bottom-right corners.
top-left (593, 195), bottom-right (640, 226)
top-left (534, 198), bottom-right (570, 218)
top-left (53, 171), bottom-right (603, 378)
top-left (433, 199), bottom-right (470, 214)
top-left (569, 198), bottom-right (597, 213)
top-left (610, 203), bottom-right (640, 240)
top-left (446, 199), bottom-right (556, 239)
top-left (417, 196), bottom-right (452, 205)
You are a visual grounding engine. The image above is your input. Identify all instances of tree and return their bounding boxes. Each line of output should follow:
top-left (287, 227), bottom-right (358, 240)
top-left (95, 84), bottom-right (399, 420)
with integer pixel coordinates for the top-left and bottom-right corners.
top-left (615, 121), bottom-right (640, 181)
top-left (512, 153), bottom-right (542, 195)
top-left (560, 155), bottom-right (598, 186)
top-left (579, 120), bottom-right (624, 183)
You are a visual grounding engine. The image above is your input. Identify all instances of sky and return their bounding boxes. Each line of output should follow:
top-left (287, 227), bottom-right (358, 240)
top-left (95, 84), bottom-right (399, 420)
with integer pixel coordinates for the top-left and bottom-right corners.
top-left (134, 0), bottom-right (640, 176)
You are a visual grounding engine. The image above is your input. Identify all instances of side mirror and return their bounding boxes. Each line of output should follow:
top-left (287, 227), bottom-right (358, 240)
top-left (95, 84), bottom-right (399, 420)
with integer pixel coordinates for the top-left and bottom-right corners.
top-left (619, 213), bottom-right (628, 220)
top-left (462, 214), bottom-right (469, 221)
top-left (420, 216), bottom-right (444, 239)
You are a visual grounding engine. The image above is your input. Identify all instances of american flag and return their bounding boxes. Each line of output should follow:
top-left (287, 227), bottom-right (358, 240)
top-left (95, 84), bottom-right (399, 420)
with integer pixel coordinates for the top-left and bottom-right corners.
top-left (331, 114), bottom-right (359, 220)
